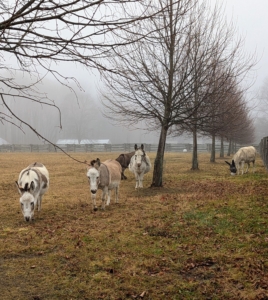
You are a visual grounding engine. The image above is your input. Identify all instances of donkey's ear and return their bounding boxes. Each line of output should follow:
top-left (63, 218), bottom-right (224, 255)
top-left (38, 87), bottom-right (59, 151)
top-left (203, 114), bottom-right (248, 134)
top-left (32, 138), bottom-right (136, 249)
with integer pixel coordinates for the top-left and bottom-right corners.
top-left (231, 160), bottom-right (235, 166)
top-left (134, 144), bottom-right (138, 150)
top-left (141, 144), bottom-right (144, 150)
top-left (96, 158), bottom-right (101, 166)
top-left (24, 183), bottom-right (29, 191)
top-left (15, 181), bottom-right (23, 195)
top-left (225, 161), bottom-right (231, 166)
top-left (30, 181), bottom-right (35, 192)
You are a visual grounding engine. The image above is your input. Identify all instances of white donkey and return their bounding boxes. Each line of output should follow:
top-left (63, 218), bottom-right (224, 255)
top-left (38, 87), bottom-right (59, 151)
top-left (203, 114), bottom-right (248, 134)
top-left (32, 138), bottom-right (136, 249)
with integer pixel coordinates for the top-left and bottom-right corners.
top-left (15, 162), bottom-right (49, 221)
top-left (225, 146), bottom-right (256, 175)
top-left (129, 144), bottom-right (151, 189)
top-left (86, 158), bottom-right (122, 211)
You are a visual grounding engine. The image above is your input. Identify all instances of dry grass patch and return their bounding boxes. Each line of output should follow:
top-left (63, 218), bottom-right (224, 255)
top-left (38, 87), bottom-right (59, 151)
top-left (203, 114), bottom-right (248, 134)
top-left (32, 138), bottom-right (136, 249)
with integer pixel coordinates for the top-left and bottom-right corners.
top-left (0, 152), bottom-right (268, 299)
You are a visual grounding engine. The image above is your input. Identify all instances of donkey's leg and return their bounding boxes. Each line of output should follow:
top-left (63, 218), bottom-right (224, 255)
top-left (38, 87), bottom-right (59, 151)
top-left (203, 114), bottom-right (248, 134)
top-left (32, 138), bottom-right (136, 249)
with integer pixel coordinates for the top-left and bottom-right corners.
top-left (240, 162), bottom-right (245, 175)
top-left (122, 168), bottom-right (127, 180)
top-left (252, 161), bottom-right (255, 173)
top-left (245, 162), bottom-right (249, 174)
top-left (101, 187), bottom-right (108, 210)
top-left (106, 190), bottom-right (111, 206)
top-left (115, 186), bottom-right (119, 203)
top-left (37, 195), bottom-right (43, 211)
top-left (241, 161), bottom-right (245, 175)
top-left (139, 173), bottom-right (144, 188)
top-left (135, 173), bottom-right (139, 189)
top-left (91, 193), bottom-right (97, 211)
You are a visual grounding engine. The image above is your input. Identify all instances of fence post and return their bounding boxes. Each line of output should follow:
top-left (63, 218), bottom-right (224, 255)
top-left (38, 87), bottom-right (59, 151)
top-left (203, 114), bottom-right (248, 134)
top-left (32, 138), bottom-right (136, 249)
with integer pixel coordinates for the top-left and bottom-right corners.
top-left (265, 137), bottom-right (268, 171)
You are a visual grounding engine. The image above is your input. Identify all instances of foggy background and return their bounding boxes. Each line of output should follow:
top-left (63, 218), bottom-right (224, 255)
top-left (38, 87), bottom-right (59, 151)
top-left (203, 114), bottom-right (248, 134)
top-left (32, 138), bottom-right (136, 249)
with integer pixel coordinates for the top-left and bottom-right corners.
top-left (0, 0), bottom-right (267, 146)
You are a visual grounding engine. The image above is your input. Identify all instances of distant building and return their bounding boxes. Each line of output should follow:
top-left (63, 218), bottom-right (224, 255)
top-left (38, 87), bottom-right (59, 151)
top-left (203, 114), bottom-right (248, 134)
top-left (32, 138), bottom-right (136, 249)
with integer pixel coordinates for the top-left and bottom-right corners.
top-left (56, 139), bottom-right (111, 145)
top-left (56, 139), bottom-right (79, 144)
top-left (80, 139), bottom-right (111, 144)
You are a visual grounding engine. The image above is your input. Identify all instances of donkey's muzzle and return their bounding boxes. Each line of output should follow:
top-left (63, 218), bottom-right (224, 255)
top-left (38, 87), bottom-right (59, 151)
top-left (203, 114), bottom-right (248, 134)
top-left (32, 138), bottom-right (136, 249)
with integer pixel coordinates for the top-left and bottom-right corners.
top-left (91, 190), bottom-right (97, 194)
top-left (25, 216), bottom-right (30, 222)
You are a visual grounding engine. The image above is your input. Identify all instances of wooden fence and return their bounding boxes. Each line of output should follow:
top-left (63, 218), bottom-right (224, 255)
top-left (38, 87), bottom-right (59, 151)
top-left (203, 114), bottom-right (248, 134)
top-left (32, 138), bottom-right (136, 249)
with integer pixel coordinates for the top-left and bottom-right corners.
top-left (0, 143), bottom-right (232, 153)
top-left (259, 136), bottom-right (268, 171)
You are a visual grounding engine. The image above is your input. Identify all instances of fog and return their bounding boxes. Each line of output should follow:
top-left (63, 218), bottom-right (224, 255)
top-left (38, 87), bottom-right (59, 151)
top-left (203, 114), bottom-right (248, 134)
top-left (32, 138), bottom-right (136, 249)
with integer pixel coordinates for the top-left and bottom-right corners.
top-left (222, 0), bottom-right (268, 142)
top-left (1, 0), bottom-right (268, 146)
top-left (0, 74), bottom-right (162, 145)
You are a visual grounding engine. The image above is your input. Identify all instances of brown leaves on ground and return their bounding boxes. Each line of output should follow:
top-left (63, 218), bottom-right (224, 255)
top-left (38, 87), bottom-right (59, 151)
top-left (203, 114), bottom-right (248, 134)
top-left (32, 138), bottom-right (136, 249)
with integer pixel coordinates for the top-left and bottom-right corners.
top-left (0, 152), bottom-right (267, 299)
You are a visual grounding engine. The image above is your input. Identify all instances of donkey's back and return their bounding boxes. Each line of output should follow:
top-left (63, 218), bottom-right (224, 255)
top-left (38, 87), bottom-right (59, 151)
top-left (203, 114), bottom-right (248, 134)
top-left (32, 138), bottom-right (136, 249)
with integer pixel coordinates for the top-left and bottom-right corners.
top-left (115, 151), bottom-right (135, 179)
top-left (18, 162), bottom-right (49, 195)
top-left (102, 160), bottom-right (122, 190)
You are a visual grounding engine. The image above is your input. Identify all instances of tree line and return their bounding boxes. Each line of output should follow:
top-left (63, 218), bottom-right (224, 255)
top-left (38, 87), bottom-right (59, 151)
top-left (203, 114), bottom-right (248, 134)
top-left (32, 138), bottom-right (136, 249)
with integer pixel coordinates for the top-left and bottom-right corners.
top-left (100, 0), bottom-right (256, 186)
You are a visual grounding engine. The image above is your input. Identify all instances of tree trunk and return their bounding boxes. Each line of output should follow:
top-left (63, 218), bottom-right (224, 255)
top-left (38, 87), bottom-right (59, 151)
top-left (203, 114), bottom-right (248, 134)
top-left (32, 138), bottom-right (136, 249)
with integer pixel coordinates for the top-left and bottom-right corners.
top-left (233, 142), bottom-right (237, 154)
top-left (227, 140), bottom-right (231, 156)
top-left (151, 126), bottom-right (168, 187)
top-left (191, 127), bottom-right (199, 170)
top-left (210, 134), bottom-right (216, 162)
top-left (220, 136), bottom-right (224, 158)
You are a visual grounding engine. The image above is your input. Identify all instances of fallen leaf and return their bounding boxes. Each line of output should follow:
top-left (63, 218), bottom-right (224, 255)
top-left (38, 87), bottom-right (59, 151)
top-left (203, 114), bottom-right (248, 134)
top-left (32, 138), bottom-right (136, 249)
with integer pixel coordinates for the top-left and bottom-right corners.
top-left (140, 291), bottom-right (146, 298)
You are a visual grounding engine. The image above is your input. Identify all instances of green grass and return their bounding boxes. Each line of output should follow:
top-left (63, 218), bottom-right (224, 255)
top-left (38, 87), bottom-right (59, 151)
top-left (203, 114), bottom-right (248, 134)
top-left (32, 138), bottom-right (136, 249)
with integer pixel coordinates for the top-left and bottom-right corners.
top-left (0, 152), bottom-right (267, 299)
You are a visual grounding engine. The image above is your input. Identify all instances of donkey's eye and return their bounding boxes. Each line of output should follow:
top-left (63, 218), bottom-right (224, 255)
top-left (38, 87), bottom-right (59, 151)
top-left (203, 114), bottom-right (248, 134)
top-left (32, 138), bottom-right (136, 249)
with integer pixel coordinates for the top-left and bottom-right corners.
top-left (21, 203), bottom-right (24, 208)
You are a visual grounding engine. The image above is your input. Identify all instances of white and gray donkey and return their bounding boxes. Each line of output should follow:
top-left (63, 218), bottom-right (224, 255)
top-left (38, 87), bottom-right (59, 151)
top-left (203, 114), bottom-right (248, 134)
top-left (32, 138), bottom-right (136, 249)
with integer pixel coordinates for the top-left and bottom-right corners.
top-left (225, 146), bottom-right (256, 175)
top-left (15, 162), bottom-right (49, 222)
top-left (129, 144), bottom-right (151, 189)
top-left (86, 158), bottom-right (122, 211)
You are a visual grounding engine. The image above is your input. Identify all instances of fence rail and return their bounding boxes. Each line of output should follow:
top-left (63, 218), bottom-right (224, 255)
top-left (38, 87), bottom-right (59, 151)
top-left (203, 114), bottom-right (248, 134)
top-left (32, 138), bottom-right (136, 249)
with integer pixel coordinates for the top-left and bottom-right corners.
top-left (259, 137), bottom-right (268, 171)
top-left (0, 143), bottom-right (233, 153)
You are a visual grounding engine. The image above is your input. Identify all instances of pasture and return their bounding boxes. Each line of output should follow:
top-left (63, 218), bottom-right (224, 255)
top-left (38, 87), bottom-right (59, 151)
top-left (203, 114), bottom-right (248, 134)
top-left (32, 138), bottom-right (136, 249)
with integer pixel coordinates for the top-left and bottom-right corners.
top-left (0, 152), bottom-right (268, 300)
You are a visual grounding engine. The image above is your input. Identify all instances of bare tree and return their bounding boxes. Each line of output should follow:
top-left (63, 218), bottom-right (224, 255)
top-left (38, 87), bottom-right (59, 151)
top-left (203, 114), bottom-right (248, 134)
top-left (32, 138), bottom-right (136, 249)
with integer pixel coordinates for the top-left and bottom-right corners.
top-left (101, 0), bottom-right (201, 187)
top-left (214, 94), bottom-right (250, 160)
top-left (0, 0), bottom-right (161, 160)
top-left (101, 0), bottom-right (256, 185)
top-left (199, 80), bottom-right (245, 161)
top-left (172, 3), bottom-right (256, 169)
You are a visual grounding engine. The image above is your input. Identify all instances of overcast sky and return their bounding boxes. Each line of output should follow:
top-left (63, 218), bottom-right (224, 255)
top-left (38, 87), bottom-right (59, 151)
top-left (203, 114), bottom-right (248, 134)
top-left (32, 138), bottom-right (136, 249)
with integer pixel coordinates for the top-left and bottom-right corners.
top-left (221, 0), bottom-right (268, 91)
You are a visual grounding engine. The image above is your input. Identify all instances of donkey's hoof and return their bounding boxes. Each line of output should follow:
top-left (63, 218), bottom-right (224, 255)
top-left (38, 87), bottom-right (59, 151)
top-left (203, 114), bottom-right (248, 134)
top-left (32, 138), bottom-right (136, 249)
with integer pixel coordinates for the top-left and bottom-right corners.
top-left (93, 207), bottom-right (98, 211)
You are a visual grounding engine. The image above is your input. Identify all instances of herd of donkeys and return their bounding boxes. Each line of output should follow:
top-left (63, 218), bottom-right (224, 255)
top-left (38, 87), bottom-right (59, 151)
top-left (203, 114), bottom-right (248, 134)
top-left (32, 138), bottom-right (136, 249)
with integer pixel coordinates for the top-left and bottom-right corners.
top-left (15, 145), bottom-right (256, 222)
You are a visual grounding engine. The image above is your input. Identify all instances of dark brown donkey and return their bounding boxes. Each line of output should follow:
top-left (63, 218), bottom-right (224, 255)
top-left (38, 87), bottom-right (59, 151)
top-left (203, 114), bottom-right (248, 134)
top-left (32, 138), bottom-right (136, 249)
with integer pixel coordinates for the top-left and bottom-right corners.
top-left (115, 151), bottom-right (135, 179)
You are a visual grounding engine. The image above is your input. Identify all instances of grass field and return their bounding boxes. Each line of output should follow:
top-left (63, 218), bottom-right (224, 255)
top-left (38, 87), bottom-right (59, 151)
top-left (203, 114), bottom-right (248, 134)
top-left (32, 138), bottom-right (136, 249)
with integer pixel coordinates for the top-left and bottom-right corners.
top-left (0, 152), bottom-right (268, 300)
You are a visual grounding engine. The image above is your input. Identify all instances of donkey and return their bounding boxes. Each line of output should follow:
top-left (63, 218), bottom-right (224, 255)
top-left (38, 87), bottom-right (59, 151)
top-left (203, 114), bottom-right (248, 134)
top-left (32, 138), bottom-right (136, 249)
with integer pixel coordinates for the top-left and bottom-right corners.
top-left (225, 146), bottom-right (256, 175)
top-left (86, 158), bottom-right (122, 211)
top-left (15, 162), bottom-right (49, 222)
top-left (129, 144), bottom-right (151, 189)
top-left (115, 151), bottom-right (135, 180)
